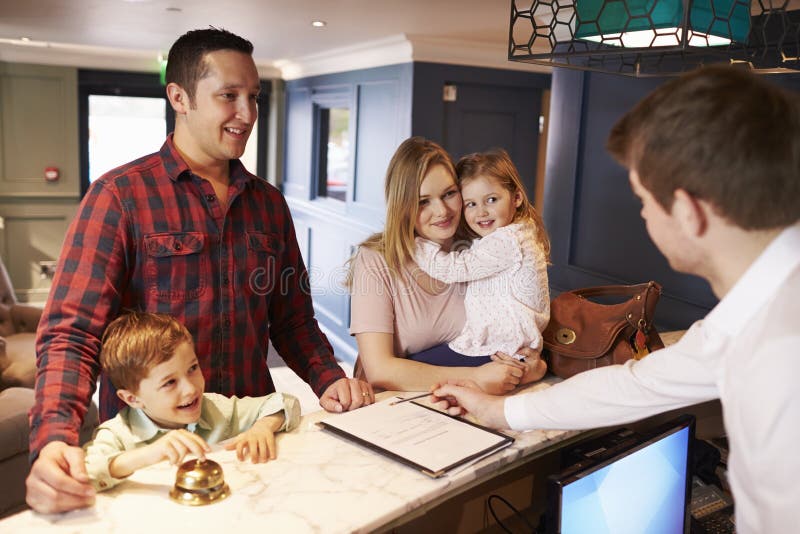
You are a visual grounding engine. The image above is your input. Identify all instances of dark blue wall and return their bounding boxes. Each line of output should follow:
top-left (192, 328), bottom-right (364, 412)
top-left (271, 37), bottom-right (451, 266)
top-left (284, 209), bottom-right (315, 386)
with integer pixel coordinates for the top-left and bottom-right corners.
top-left (283, 62), bottom-right (552, 360)
top-left (283, 64), bottom-right (413, 361)
top-left (544, 68), bottom-right (716, 330)
top-left (411, 62), bottom-right (550, 143)
top-left (544, 68), bottom-right (800, 330)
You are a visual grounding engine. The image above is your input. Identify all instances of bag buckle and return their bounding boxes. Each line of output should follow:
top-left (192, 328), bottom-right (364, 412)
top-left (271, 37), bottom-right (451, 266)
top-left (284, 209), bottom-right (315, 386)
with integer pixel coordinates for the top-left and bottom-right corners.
top-left (555, 328), bottom-right (577, 345)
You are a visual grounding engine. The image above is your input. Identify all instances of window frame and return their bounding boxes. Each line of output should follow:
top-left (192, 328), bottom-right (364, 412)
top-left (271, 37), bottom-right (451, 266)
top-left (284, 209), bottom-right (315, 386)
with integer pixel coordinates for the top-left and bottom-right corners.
top-left (78, 70), bottom-right (270, 197)
top-left (310, 89), bottom-right (355, 209)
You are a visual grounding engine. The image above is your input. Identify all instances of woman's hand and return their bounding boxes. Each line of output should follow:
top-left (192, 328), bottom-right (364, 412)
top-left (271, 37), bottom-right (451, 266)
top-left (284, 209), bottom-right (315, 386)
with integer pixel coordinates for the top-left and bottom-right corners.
top-left (472, 359), bottom-right (525, 394)
top-left (492, 349), bottom-right (547, 385)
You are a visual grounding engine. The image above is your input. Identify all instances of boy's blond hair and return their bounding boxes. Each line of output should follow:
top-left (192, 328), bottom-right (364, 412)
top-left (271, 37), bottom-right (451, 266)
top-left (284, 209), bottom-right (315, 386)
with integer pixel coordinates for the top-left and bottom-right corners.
top-left (100, 312), bottom-right (194, 392)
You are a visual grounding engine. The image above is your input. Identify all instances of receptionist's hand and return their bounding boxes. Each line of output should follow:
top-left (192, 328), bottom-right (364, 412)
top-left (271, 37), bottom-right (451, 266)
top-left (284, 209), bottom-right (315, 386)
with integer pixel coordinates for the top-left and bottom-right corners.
top-left (429, 379), bottom-right (509, 429)
top-left (320, 377), bottom-right (374, 412)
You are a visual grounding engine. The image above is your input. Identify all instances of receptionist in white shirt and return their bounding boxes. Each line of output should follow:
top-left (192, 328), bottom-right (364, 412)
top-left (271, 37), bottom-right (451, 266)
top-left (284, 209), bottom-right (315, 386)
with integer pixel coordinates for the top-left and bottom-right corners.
top-left (430, 65), bottom-right (800, 534)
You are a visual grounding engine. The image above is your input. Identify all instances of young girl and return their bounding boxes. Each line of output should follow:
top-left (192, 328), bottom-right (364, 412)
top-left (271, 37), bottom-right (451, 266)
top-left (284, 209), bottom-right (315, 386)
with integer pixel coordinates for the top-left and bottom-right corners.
top-left (413, 149), bottom-right (551, 363)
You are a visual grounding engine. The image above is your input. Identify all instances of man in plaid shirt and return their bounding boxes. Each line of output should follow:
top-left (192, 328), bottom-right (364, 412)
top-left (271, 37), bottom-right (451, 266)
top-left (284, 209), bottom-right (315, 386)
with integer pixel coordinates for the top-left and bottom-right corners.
top-left (25, 28), bottom-right (374, 514)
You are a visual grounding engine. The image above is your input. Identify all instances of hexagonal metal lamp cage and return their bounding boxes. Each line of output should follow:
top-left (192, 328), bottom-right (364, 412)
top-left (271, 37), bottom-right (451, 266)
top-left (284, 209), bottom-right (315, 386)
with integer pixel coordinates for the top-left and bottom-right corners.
top-left (509, 0), bottom-right (800, 76)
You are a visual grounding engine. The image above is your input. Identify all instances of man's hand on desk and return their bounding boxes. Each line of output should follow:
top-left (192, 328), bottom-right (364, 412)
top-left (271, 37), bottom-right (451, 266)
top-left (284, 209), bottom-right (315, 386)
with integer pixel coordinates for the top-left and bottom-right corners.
top-left (319, 377), bottom-right (374, 413)
top-left (430, 379), bottom-right (509, 429)
top-left (26, 441), bottom-right (95, 514)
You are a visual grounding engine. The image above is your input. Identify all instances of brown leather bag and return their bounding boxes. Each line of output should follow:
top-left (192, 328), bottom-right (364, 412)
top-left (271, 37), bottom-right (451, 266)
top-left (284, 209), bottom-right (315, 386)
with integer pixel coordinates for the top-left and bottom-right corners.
top-left (542, 282), bottom-right (664, 379)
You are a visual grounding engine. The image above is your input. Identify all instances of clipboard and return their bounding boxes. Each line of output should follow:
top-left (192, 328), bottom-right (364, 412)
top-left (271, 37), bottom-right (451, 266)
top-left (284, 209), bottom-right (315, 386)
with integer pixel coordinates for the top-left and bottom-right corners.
top-left (317, 398), bottom-right (514, 478)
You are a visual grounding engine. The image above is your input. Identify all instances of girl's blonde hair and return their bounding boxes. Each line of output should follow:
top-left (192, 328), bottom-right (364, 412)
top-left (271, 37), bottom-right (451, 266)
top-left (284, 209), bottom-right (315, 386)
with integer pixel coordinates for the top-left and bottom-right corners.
top-left (456, 149), bottom-right (551, 261)
top-left (346, 137), bottom-right (457, 285)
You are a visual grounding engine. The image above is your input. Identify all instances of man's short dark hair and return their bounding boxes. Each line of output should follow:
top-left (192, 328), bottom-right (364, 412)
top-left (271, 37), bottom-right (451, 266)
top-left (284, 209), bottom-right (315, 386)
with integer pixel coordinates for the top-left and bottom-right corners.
top-left (607, 65), bottom-right (800, 230)
top-left (166, 27), bottom-right (254, 103)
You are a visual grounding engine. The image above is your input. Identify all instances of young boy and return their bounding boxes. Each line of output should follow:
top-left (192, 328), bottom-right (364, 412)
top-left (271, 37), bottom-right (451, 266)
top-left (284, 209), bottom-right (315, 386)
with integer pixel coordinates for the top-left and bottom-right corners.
top-left (83, 312), bottom-right (300, 491)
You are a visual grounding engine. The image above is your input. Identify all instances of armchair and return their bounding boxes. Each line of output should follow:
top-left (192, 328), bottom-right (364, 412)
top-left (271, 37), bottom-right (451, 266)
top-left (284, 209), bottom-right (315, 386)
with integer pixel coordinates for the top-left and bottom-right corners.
top-left (0, 257), bottom-right (40, 390)
top-left (0, 257), bottom-right (99, 518)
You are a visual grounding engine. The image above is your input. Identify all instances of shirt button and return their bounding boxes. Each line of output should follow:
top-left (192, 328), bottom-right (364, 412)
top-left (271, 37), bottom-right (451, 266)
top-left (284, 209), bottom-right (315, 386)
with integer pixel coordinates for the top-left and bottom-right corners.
top-left (206, 194), bottom-right (216, 202)
top-left (174, 242), bottom-right (182, 251)
top-left (224, 318), bottom-right (231, 327)
top-left (223, 277), bottom-right (230, 285)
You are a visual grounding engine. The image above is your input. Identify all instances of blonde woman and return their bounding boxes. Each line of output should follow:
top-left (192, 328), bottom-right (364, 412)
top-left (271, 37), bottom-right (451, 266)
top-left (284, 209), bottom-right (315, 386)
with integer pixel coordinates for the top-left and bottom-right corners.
top-left (348, 137), bottom-right (544, 394)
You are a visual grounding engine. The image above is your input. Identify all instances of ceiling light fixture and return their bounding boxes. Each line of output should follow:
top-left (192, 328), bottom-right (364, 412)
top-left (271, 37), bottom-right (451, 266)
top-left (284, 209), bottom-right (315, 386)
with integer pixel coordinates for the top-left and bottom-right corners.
top-left (508, 0), bottom-right (800, 76)
top-left (311, 20), bottom-right (327, 28)
top-left (0, 37), bottom-right (47, 47)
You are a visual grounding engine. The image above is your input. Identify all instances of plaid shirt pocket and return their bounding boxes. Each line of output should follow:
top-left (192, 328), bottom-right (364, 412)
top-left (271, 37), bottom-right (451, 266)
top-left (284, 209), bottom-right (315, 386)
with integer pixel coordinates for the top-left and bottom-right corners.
top-left (144, 232), bottom-right (208, 301)
top-left (245, 231), bottom-right (282, 296)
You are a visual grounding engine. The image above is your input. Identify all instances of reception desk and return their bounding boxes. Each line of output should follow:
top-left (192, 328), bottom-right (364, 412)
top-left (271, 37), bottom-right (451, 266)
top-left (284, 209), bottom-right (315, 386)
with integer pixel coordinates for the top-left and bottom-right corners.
top-left (0, 378), bottom-right (586, 533)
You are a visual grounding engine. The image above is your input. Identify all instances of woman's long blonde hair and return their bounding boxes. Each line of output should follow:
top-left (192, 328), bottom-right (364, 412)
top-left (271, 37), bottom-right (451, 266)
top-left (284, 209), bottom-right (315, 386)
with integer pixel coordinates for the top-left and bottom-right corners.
top-left (346, 137), bottom-right (457, 286)
top-left (456, 149), bottom-right (551, 261)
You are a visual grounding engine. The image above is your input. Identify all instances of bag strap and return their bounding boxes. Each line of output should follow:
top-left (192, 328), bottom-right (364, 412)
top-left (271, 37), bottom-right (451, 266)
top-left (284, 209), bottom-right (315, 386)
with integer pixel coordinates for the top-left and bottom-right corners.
top-left (572, 281), bottom-right (662, 333)
top-left (572, 281), bottom-right (659, 299)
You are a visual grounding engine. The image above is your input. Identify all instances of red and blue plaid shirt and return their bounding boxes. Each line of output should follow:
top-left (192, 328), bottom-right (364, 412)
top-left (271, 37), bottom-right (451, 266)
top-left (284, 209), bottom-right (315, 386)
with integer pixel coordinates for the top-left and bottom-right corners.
top-left (30, 135), bottom-right (345, 459)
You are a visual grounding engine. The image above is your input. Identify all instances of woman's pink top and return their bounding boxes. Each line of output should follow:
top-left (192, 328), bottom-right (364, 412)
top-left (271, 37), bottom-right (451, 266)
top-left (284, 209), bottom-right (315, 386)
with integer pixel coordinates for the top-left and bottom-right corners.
top-left (349, 246), bottom-right (466, 357)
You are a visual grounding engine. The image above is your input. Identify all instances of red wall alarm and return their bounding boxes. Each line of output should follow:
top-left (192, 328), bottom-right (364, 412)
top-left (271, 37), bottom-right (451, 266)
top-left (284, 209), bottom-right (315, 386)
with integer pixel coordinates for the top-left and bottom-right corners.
top-left (44, 167), bottom-right (60, 182)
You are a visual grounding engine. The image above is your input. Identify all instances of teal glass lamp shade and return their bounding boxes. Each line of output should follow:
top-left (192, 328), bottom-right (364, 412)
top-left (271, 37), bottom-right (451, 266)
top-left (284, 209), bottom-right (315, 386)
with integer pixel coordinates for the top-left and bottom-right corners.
top-left (575, 0), bottom-right (751, 47)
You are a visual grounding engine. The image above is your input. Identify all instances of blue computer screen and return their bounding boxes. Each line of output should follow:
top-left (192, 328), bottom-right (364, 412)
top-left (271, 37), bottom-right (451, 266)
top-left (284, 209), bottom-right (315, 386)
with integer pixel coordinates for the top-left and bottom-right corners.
top-left (560, 426), bottom-right (690, 534)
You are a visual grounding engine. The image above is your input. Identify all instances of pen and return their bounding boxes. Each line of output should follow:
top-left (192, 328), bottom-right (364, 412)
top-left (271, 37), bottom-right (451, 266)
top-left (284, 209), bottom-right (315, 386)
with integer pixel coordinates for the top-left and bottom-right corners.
top-left (389, 392), bottom-right (430, 405)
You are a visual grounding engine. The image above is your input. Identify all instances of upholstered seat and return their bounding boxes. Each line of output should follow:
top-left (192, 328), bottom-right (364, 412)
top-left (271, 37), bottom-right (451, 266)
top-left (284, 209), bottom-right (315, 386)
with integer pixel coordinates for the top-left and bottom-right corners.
top-left (0, 256), bottom-right (101, 518)
top-left (0, 258), bottom-right (40, 391)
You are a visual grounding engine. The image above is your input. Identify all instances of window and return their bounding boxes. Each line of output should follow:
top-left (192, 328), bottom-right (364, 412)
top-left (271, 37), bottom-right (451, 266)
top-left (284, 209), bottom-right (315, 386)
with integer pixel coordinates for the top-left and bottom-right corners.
top-left (79, 70), bottom-right (270, 196)
top-left (87, 94), bottom-right (167, 183)
top-left (312, 92), bottom-right (352, 203)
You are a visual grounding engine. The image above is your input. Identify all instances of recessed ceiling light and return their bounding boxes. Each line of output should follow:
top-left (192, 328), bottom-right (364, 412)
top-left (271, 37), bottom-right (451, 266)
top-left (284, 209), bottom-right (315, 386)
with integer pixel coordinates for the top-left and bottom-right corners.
top-left (311, 20), bottom-right (326, 28)
top-left (20, 37), bottom-right (30, 42)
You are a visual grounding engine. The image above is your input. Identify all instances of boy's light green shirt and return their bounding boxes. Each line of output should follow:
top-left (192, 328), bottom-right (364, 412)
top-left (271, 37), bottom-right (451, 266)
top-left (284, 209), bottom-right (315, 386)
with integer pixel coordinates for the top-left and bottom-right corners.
top-left (84, 392), bottom-right (300, 491)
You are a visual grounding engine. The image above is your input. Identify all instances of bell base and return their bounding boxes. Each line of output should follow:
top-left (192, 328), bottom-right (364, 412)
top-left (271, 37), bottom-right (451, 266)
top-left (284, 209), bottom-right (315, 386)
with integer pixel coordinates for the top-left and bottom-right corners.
top-left (169, 483), bottom-right (230, 506)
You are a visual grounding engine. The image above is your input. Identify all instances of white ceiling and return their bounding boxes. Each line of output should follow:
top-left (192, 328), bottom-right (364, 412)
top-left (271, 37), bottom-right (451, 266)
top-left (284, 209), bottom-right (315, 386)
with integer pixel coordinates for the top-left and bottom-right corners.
top-left (0, 1), bottom-right (534, 78)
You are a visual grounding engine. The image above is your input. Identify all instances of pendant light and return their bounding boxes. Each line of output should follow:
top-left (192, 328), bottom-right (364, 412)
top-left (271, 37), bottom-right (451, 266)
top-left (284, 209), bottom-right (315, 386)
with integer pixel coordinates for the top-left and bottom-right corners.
top-left (509, 0), bottom-right (799, 76)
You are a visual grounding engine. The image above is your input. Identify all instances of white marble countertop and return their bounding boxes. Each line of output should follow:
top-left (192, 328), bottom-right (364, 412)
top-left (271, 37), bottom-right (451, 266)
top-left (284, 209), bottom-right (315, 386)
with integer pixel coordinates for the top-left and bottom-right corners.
top-left (1, 379), bottom-right (580, 534)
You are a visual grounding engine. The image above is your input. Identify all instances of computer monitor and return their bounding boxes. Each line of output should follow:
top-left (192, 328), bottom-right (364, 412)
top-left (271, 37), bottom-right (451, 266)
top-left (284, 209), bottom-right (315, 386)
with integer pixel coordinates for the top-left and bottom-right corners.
top-left (547, 414), bottom-right (695, 534)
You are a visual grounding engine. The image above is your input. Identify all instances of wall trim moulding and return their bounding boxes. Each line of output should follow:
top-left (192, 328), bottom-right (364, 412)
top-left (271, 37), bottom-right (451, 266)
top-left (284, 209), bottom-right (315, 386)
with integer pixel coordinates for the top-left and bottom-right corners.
top-left (276, 34), bottom-right (414, 80)
top-left (0, 34), bottom-right (550, 81)
top-left (0, 39), bottom-right (283, 79)
top-left (277, 33), bottom-right (552, 80)
top-left (409, 34), bottom-right (551, 74)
